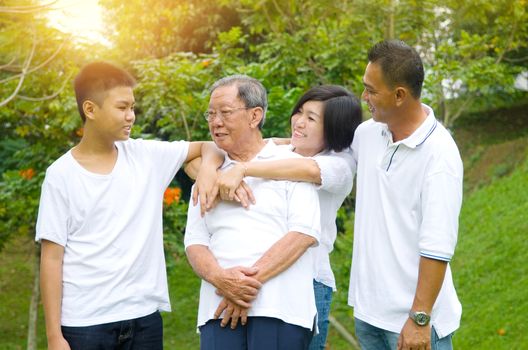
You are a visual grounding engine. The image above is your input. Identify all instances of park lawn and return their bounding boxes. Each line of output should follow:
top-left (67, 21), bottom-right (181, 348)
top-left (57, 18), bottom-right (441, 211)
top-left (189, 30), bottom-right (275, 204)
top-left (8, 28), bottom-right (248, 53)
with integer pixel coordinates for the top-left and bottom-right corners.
top-left (0, 236), bottom-right (46, 350)
top-left (450, 158), bottom-right (528, 349)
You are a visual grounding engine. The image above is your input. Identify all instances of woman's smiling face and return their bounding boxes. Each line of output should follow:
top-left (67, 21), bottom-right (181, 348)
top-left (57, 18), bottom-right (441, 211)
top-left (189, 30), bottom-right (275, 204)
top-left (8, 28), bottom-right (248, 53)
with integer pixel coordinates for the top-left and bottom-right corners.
top-left (290, 100), bottom-right (326, 157)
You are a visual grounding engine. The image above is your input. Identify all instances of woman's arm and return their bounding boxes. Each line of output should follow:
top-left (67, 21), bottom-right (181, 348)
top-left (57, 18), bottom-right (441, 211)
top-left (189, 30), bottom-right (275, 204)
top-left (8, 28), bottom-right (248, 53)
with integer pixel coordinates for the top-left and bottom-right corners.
top-left (217, 158), bottom-right (322, 201)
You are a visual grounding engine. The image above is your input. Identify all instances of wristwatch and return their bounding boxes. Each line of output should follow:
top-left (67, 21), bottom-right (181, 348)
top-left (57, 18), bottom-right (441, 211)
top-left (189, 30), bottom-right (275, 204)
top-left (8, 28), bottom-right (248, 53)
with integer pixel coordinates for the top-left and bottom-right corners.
top-left (409, 310), bottom-right (431, 326)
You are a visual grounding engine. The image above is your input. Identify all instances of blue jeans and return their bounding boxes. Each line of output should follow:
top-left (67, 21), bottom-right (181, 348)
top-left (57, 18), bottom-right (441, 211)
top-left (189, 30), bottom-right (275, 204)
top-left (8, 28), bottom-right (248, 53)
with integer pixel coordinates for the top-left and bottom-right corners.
top-left (355, 317), bottom-right (453, 350)
top-left (309, 280), bottom-right (333, 350)
top-left (200, 316), bottom-right (313, 350)
top-left (61, 311), bottom-right (163, 350)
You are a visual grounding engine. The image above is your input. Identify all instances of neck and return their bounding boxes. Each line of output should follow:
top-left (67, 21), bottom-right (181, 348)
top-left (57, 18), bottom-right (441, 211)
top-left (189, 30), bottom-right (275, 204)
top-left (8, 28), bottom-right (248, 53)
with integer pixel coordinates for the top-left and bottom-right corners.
top-left (227, 134), bottom-right (266, 162)
top-left (75, 126), bottom-right (117, 155)
top-left (387, 101), bottom-right (427, 142)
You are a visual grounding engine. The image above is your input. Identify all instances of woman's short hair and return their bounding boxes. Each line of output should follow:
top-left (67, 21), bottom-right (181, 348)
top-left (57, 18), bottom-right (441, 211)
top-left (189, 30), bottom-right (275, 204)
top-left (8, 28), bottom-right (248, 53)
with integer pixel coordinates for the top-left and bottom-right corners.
top-left (290, 85), bottom-right (362, 152)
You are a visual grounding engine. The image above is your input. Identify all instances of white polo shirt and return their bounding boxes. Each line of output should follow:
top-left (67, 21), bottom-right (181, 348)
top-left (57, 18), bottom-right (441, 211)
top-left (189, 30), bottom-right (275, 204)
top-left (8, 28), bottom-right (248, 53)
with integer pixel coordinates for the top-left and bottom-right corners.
top-left (348, 105), bottom-right (463, 338)
top-left (185, 140), bottom-right (321, 330)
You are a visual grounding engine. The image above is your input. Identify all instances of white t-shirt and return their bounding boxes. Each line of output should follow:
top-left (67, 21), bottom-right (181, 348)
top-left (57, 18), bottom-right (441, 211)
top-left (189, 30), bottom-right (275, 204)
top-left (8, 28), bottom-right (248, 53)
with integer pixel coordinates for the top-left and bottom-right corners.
top-left (312, 150), bottom-right (355, 290)
top-left (185, 140), bottom-right (321, 330)
top-left (348, 105), bottom-right (463, 338)
top-left (36, 138), bottom-right (189, 326)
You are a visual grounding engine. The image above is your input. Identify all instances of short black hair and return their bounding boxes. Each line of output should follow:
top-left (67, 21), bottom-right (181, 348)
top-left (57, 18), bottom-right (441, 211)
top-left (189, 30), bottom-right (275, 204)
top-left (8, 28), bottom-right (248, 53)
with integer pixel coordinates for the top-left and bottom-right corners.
top-left (74, 61), bottom-right (136, 123)
top-left (368, 39), bottom-right (424, 98)
top-left (290, 85), bottom-right (362, 152)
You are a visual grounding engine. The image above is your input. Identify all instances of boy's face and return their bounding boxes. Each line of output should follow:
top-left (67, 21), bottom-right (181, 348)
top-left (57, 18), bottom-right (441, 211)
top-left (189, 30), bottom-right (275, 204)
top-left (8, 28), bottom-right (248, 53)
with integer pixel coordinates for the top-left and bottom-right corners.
top-left (92, 86), bottom-right (135, 141)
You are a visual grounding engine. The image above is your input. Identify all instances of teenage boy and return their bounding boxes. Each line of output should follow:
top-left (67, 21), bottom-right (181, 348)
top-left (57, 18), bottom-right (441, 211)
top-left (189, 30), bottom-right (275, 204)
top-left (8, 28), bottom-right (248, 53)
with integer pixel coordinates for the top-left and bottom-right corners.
top-left (36, 61), bottom-right (215, 349)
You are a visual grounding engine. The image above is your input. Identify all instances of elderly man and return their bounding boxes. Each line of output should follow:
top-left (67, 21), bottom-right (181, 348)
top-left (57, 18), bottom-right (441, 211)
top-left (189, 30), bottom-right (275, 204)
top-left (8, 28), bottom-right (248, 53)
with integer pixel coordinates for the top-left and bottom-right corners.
top-left (184, 75), bottom-right (321, 350)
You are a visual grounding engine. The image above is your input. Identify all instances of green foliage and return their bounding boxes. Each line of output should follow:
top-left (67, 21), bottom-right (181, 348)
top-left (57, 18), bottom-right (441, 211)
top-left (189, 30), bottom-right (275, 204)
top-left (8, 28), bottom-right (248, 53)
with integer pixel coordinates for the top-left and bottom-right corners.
top-left (99, 0), bottom-right (240, 59)
top-left (131, 53), bottom-right (219, 141)
top-left (163, 199), bottom-right (189, 268)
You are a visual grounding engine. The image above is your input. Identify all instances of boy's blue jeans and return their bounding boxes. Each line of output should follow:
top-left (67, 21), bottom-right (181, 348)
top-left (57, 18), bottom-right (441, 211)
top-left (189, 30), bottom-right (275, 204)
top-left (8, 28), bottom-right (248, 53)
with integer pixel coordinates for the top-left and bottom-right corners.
top-left (61, 311), bottom-right (163, 350)
top-left (308, 280), bottom-right (333, 350)
top-left (355, 317), bottom-right (453, 350)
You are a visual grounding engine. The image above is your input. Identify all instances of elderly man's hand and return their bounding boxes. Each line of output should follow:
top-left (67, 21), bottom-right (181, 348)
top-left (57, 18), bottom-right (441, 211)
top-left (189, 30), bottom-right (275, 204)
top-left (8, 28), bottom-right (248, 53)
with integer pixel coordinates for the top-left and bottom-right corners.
top-left (214, 297), bottom-right (249, 329)
top-left (212, 266), bottom-right (262, 308)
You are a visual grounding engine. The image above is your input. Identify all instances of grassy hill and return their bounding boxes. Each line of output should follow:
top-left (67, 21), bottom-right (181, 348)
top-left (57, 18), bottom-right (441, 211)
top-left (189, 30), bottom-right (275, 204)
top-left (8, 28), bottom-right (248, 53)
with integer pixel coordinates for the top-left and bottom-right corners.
top-left (451, 157), bottom-right (528, 349)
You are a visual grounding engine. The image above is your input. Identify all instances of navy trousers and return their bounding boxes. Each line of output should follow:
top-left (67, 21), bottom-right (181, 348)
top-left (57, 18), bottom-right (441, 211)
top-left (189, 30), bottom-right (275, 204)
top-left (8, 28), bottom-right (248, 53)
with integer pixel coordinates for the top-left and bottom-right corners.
top-left (61, 311), bottom-right (163, 350)
top-left (200, 316), bottom-right (313, 350)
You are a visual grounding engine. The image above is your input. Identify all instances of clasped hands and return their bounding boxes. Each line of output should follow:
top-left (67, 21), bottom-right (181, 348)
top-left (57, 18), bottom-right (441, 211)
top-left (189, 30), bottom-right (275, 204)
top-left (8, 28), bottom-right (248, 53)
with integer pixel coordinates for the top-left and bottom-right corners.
top-left (212, 265), bottom-right (262, 329)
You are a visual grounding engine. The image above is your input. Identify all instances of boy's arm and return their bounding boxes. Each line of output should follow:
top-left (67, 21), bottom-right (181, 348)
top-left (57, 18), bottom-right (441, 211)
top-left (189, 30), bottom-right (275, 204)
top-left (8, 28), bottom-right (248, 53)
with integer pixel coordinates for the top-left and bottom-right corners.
top-left (186, 142), bottom-right (225, 215)
top-left (40, 240), bottom-right (71, 350)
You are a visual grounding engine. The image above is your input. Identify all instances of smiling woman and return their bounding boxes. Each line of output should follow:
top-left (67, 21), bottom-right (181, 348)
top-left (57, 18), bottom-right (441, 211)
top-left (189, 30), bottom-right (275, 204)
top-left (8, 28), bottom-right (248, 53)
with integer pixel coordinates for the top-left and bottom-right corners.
top-left (46, 0), bottom-right (109, 45)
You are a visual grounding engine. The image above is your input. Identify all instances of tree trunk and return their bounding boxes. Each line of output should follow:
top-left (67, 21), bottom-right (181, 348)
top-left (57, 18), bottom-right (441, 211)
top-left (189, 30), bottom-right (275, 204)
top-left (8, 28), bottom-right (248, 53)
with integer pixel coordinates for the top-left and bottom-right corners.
top-left (27, 243), bottom-right (40, 350)
top-left (386, 0), bottom-right (396, 39)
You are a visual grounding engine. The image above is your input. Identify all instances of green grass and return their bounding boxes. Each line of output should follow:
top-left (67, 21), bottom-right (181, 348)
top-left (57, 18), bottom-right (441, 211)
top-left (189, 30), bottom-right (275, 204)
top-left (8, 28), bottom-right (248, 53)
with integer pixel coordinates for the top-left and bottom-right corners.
top-left (164, 257), bottom-right (201, 349)
top-left (450, 159), bottom-right (528, 349)
top-left (0, 238), bottom-right (46, 349)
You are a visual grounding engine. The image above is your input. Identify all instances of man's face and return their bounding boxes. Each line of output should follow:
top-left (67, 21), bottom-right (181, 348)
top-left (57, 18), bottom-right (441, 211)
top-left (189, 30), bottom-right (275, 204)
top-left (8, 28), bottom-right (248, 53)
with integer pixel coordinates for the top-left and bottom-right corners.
top-left (92, 86), bottom-right (135, 141)
top-left (207, 84), bottom-right (252, 153)
top-left (362, 62), bottom-right (396, 123)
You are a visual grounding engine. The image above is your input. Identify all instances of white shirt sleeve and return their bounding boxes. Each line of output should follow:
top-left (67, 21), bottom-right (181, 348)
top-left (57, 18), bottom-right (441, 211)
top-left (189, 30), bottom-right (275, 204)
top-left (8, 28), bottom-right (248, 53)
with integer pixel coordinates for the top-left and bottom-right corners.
top-left (419, 169), bottom-right (463, 261)
top-left (313, 151), bottom-right (355, 194)
top-left (286, 181), bottom-right (321, 244)
top-left (35, 171), bottom-right (69, 246)
top-left (184, 186), bottom-right (211, 248)
top-left (141, 139), bottom-right (190, 187)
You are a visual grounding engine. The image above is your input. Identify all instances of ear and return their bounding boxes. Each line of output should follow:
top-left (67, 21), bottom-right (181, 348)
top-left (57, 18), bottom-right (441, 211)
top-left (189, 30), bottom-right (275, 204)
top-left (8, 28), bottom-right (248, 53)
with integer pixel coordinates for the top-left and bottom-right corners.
top-left (83, 100), bottom-right (98, 121)
top-left (394, 87), bottom-right (407, 107)
top-left (248, 107), bottom-right (264, 129)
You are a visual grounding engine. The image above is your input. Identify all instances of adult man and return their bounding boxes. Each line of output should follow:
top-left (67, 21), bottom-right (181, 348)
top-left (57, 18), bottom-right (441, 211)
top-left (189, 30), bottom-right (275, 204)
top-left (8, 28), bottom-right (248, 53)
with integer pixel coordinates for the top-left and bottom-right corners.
top-left (184, 75), bottom-right (321, 349)
top-left (349, 40), bottom-right (463, 350)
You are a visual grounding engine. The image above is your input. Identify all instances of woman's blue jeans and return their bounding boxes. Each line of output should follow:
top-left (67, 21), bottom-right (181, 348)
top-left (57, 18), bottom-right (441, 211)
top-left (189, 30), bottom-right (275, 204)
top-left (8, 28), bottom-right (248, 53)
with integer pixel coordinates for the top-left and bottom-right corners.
top-left (309, 280), bottom-right (333, 350)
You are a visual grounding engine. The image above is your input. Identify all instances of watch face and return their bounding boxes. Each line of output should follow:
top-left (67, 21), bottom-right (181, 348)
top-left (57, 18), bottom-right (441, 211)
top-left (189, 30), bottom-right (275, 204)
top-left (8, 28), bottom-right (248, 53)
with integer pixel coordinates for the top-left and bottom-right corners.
top-left (416, 313), bottom-right (428, 325)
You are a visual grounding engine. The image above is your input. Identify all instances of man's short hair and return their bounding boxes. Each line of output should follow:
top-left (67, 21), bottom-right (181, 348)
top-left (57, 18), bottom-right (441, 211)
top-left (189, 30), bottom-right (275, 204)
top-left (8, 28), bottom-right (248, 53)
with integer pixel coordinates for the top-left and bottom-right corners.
top-left (368, 40), bottom-right (424, 99)
top-left (74, 61), bottom-right (136, 123)
top-left (290, 85), bottom-right (362, 152)
top-left (210, 75), bottom-right (268, 129)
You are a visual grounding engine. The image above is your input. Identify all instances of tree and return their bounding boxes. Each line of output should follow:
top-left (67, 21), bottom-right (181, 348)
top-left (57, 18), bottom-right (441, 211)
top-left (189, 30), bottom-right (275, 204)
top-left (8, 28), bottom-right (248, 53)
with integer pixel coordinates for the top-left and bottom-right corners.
top-left (99, 0), bottom-right (240, 60)
top-left (1, 2), bottom-right (99, 348)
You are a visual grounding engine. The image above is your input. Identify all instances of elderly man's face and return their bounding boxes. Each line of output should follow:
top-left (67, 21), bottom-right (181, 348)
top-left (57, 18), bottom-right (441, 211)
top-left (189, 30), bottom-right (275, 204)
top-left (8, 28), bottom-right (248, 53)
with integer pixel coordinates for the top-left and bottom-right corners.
top-left (207, 84), bottom-right (252, 153)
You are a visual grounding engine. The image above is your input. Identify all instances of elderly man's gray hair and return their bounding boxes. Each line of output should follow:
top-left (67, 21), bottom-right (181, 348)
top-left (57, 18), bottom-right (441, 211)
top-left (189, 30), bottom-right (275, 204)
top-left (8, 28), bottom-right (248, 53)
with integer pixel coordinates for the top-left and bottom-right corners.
top-left (210, 75), bottom-right (268, 129)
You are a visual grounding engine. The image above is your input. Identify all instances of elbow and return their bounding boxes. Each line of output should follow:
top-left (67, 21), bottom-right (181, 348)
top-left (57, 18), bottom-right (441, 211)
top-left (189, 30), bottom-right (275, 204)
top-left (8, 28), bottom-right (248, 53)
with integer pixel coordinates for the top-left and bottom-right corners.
top-left (308, 160), bottom-right (322, 184)
top-left (299, 233), bottom-right (317, 249)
